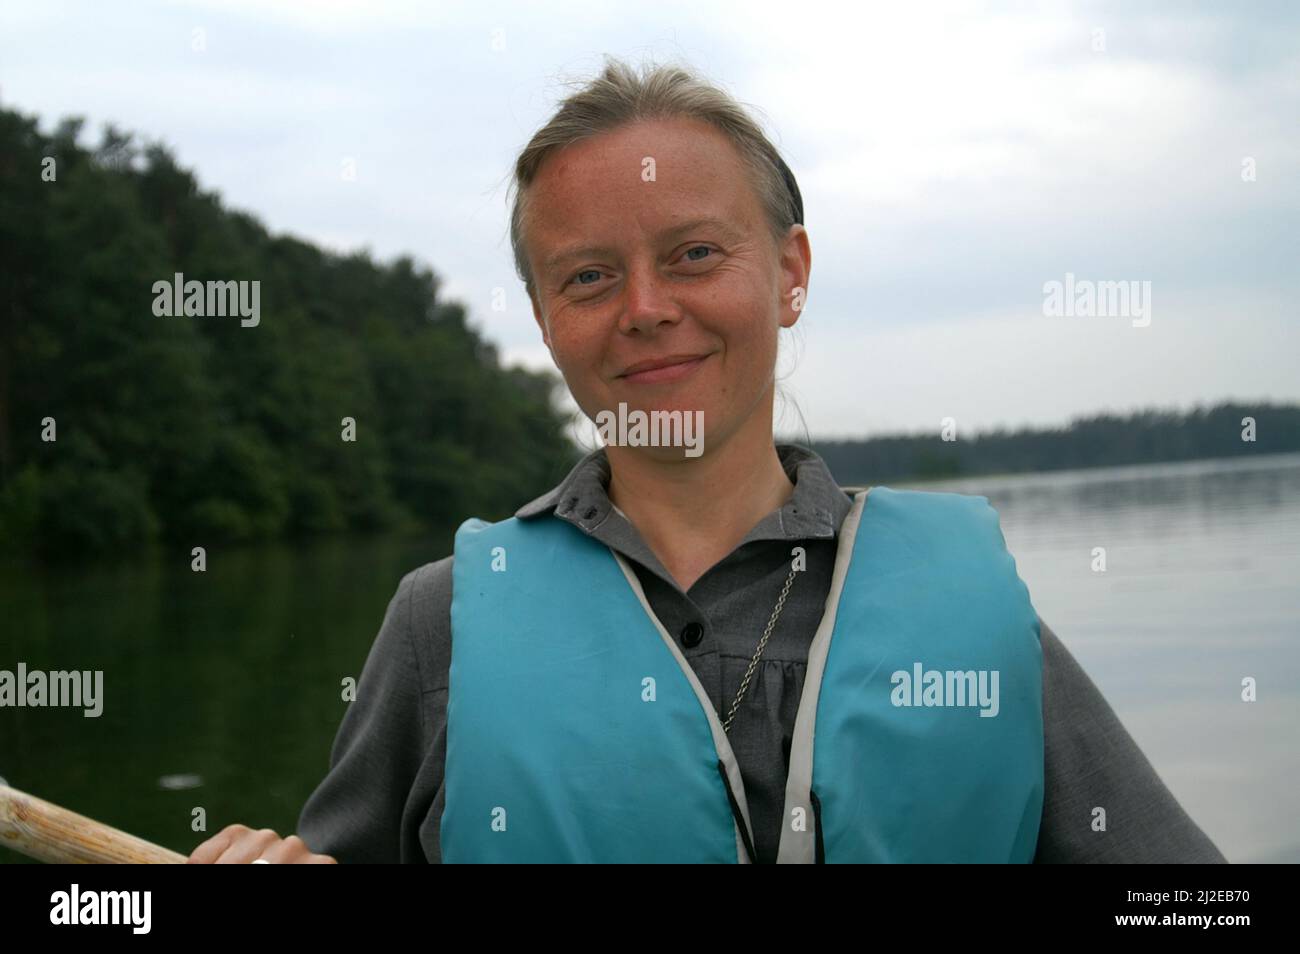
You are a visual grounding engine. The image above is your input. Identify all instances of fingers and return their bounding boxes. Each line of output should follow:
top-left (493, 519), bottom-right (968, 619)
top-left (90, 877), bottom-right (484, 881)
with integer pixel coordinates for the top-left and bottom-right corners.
top-left (256, 834), bottom-right (302, 864)
top-left (214, 827), bottom-right (281, 864)
top-left (187, 825), bottom-right (337, 863)
top-left (259, 834), bottom-right (334, 864)
top-left (187, 823), bottom-right (246, 864)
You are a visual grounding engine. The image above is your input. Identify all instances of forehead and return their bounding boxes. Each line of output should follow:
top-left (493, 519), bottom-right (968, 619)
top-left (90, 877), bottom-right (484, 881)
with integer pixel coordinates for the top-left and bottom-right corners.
top-left (524, 117), bottom-right (762, 255)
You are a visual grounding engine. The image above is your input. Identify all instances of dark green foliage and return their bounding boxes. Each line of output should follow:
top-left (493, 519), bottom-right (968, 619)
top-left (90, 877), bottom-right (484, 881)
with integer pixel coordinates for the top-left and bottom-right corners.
top-left (0, 106), bottom-right (579, 558)
top-left (810, 403), bottom-right (1300, 485)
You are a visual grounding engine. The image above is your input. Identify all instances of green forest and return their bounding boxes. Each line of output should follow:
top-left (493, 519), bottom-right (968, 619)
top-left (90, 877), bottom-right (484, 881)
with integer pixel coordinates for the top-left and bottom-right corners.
top-left (809, 402), bottom-right (1300, 485)
top-left (2, 106), bottom-right (1296, 560)
top-left (0, 107), bottom-right (579, 559)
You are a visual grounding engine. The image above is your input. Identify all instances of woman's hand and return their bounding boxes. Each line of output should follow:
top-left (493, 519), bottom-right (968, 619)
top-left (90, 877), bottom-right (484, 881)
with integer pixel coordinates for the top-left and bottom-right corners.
top-left (186, 823), bottom-right (338, 863)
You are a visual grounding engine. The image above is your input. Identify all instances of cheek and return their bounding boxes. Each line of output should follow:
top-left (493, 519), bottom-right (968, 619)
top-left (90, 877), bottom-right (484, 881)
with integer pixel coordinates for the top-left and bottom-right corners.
top-left (724, 325), bottom-right (780, 398)
top-left (549, 325), bottom-right (606, 387)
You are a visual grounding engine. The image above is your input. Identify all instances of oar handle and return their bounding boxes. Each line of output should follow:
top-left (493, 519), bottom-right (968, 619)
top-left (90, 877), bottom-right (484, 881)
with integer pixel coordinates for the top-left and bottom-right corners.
top-left (0, 784), bottom-right (185, 864)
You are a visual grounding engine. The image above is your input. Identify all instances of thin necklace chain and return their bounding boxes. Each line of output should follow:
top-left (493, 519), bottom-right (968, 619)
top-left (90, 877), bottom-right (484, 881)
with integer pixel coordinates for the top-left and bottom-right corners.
top-left (722, 560), bottom-right (799, 733)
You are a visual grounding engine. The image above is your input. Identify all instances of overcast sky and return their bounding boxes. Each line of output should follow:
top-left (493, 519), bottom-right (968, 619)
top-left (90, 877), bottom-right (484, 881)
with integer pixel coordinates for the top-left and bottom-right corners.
top-left (2, 0), bottom-right (1296, 439)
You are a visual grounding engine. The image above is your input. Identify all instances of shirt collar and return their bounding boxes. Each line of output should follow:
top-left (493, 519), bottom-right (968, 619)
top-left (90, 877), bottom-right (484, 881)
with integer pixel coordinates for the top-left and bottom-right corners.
top-left (514, 442), bottom-right (855, 542)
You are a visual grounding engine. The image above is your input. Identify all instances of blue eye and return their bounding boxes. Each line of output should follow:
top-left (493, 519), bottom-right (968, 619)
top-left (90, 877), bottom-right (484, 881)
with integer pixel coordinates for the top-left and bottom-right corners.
top-left (684, 246), bottom-right (712, 261)
top-left (572, 269), bottom-right (602, 285)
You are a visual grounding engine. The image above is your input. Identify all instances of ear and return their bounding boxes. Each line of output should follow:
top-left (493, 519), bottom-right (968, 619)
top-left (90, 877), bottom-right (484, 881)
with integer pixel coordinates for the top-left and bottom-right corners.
top-left (778, 224), bottom-right (812, 329)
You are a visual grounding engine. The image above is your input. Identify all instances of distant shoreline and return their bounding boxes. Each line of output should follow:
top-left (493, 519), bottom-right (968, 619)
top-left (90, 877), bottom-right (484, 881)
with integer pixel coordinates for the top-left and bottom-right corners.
top-left (797, 401), bottom-right (1300, 487)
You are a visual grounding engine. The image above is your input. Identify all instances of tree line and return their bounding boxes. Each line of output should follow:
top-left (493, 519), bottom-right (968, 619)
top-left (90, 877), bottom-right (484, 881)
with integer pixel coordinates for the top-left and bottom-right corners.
top-left (0, 106), bottom-right (579, 559)
top-left (808, 402), bottom-right (1300, 485)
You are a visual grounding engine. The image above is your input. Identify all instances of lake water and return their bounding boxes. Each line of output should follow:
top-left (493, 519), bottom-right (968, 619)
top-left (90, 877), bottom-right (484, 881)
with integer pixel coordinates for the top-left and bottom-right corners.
top-left (2, 452), bottom-right (1297, 863)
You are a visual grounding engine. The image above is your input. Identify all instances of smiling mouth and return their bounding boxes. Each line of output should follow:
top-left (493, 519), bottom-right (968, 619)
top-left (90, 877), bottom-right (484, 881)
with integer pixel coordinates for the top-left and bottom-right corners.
top-left (618, 354), bottom-right (711, 384)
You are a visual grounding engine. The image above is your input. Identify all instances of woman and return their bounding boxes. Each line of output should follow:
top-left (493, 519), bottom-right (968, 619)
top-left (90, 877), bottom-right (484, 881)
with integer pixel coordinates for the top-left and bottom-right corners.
top-left (188, 57), bottom-right (1226, 864)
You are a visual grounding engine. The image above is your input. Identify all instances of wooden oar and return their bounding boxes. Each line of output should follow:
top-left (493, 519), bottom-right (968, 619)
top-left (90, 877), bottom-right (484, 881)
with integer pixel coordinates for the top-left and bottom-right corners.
top-left (0, 782), bottom-right (185, 864)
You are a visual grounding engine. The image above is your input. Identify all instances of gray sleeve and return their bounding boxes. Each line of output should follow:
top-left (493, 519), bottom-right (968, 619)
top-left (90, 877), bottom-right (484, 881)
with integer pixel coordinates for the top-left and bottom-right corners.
top-left (1034, 618), bottom-right (1227, 863)
top-left (296, 563), bottom-right (445, 863)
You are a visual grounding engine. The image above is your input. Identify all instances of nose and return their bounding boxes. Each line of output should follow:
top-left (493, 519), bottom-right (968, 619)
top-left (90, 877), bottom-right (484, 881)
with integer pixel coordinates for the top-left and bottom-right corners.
top-left (617, 261), bottom-right (683, 336)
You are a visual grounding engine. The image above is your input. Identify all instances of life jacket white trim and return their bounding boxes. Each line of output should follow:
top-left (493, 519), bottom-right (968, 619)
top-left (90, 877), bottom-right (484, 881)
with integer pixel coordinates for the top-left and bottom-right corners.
top-left (777, 488), bottom-right (869, 862)
top-left (611, 551), bottom-right (755, 864)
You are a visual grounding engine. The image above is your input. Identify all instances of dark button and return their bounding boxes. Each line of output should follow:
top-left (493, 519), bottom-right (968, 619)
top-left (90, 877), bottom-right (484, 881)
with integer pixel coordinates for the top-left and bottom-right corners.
top-left (679, 621), bottom-right (704, 648)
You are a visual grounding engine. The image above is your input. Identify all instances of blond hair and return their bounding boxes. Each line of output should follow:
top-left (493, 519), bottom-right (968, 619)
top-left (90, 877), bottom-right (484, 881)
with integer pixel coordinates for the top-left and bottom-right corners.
top-left (508, 55), bottom-right (802, 302)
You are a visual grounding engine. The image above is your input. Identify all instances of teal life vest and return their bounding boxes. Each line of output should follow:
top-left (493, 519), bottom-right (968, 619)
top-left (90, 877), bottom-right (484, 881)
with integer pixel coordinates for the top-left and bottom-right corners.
top-left (442, 487), bottom-right (1044, 863)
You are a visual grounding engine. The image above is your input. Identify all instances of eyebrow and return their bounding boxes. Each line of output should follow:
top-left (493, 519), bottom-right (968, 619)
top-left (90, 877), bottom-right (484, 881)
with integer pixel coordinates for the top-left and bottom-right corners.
top-left (540, 217), bottom-right (744, 274)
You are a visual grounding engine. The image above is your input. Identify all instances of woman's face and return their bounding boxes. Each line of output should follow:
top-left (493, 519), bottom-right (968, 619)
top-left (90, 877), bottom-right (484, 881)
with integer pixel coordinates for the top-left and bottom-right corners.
top-left (523, 116), bottom-right (810, 459)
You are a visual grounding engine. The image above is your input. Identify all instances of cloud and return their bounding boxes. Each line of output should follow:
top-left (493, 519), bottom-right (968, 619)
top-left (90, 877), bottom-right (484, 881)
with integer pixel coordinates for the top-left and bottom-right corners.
top-left (2, 0), bottom-right (1295, 435)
